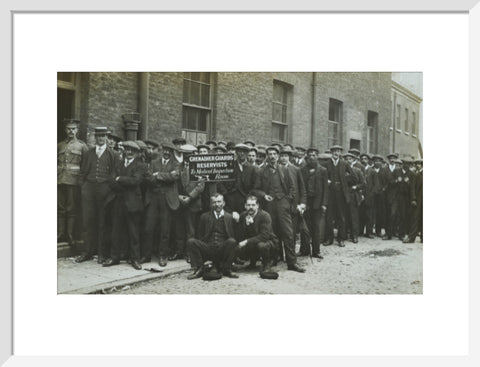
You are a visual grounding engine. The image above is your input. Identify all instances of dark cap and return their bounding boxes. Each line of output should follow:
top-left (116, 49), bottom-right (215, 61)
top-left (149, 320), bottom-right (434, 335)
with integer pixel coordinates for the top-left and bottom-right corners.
top-left (196, 144), bottom-right (210, 151)
top-left (343, 152), bottom-right (356, 159)
top-left (213, 145), bottom-right (227, 153)
top-left (63, 119), bottom-right (80, 128)
top-left (217, 141), bottom-right (227, 147)
top-left (122, 141), bottom-right (141, 151)
top-left (172, 137), bottom-right (187, 145)
top-left (306, 147), bottom-right (319, 154)
top-left (249, 146), bottom-right (258, 153)
top-left (295, 146), bottom-right (306, 152)
top-left (360, 153), bottom-right (371, 160)
top-left (108, 133), bottom-right (122, 143)
top-left (372, 154), bottom-right (384, 161)
top-left (243, 140), bottom-right (256, 146)
top-left (330, 145), bottom-right (343, 152)
top-left (144, 140), bottom-right (159, 148)
top-left (280, 146), bottom-right (295, 155)
top-left (94, 127), bottom-right (109, 135)
top-left (348, 148), bottom-right (360, 156)
top-left (386, 152), bottom-right (399, 159)
top-left (205, 140), bottom-right (217, 146)
top-left (266, 146), bottom-right (280, 154)
top-left (226, 142), bottom-right (236, 151)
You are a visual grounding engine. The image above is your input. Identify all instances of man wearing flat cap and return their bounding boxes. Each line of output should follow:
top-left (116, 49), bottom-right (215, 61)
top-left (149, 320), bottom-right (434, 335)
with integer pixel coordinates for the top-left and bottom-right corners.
top-left (103, 141), bottom-right (145, 270)
top-left (142, 142), bottom-right (181, 266)
top-left (75, 126), bottom-right (118, 263)
top-left (343, 153), bottom-right (365, 243)
top-left (324, 145), bottom-right (354, 247)
top-left (172, 137), bottom-right (187, 164)
top-left (58, 119), bottom-right (88, 246)
top-left (220, 143), bottom-right (256, 214)
top-left (380, 153), bottom-right (401, 240)
top-left (252, 146), bottom-right (305, 272)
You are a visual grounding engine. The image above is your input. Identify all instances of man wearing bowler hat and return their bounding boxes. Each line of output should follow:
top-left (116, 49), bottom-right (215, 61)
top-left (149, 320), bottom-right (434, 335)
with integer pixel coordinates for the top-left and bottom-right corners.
top-left (58, 119), bottom-right (88, 246)
top-left (324, 145), bottom-right (354, 247)
top-left (75, 126), bottom-right (118, 263)
top-left (142, 142), bottom-right (181, 266)
top-left (103, 141), bottom-right (145, 270)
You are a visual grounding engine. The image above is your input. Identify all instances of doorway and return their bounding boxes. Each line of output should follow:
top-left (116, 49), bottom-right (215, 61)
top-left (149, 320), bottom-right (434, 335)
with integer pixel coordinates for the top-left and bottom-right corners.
top-left (57, 88), bottom-right (75, 142)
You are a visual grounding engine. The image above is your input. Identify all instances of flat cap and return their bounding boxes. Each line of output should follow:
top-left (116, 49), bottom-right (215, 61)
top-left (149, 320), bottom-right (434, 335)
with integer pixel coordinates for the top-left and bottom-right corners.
top-left (226, 142), bottom-right (236, 150)
top-left (266, 145), bottom-right (280, 154)
top-left (386, 152), bottom-right (399, 159)
top-left (179, 144), bottom-right (197, 153)
top-left (330, 145), bottom-right (343, 152)
top-left (295, 146), bottom-right (306, 152)
top-left (318, 153), bottom-right (332, 160)
top-left (359, 153), bottom-right (371, 159)
top-left (196, 144), bottom-right (210, 151)
top-left (205, 140), bottom-right (217, 146)
top-left (144, 140), bottom-right (159, 148)
top-left (280, 146), bottom-right (295, 155)
top-left (348, 148), bottom-right (360, 156)
top-left (372, 154), bottom-right (384, 161)
top-left (172, 137), bottom-right (187, 145)
top-left (217, 141), bottom-right (227, 147)
top-left (135, 140), bottom-right (148, 150)
top-left (234, 143), bottom-right (250, 151)
top-left (213, 145), bottom-right (227, 153)
top-left (342, 152), bottom-right (356, 159)
top-left (306, 147), bottom-right (319, 154)
top-left (122, 140), bottom-right (141, 151)
top-left (243, 140), bottom-right (256, 146)
top-left (161, 142), bottom-right (177, 151)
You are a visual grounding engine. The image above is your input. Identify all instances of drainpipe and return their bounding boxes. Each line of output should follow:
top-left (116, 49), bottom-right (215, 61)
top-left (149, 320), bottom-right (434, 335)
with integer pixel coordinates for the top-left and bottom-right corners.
top-left (138, 72), bottom-right (149, 140)
top-left (311, 72), bottom-right (316, 148)
top-left (392, 91), bottom-right (396, 153)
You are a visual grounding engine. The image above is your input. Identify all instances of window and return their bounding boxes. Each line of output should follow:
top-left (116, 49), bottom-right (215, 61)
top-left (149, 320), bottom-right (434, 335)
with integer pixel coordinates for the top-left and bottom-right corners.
top-left (412, 111), bottom-right (416, 136)
top-left (272, 81), bottom-right (292, 143)
top-left (396, 104), bottom-right (401, 130)
top-left (404, 108), bottom-right (409, 133)
top-left (367, 110), bottom-right (378, 153)
top-left (182, 72), bottom-right (211, 145)
top-left (328, 98), bottom-right (343, 147)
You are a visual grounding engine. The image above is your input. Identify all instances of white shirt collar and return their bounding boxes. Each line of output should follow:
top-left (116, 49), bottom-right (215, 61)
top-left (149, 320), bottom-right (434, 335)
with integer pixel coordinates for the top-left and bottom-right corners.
top-left (332, 157), bottom-right (339, 166)
top-left (214, 209), bottom-right (225, 220)
top-left (96, 144), bottom-right (107, 157)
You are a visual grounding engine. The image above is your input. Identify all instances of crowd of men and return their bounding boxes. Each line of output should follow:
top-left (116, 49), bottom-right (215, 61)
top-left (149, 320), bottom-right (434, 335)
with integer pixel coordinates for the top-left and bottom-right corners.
top-left (58, 118), bottom-right (423, 280)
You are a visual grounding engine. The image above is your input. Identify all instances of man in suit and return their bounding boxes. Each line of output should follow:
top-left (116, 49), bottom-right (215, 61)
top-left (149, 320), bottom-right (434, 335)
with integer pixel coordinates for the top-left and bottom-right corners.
top-left (220, 143), bottom-right (257, 214)
top-left (360, 153), bottom-right (375, 238)
top-left (173, 144), bottom-right (205, 261)
top-left (236, 195), bottom-right (278, 272)
top-left (371, 155), bottom-right (385, 237)
top-left (380, 153), bottom-right (402, 240)
top-left (324, 145), bottom-right (354, 247)
top-left (186, 193), bottom-right (239, 279)
top-left (58, 119), bottom-right (88, 246)
top-left (142, 142), bottom-right (181, 266)
top-left (279, 146), bottom-right (307, 258)
top-left (403, 160), bottom-right (423, 243)
top-left (344, 153), bottom-right (365, 243)
top-left (300, 147), bottom-right (329, 258)
top-left (75, 126), bottom-right (118, 264)
top-left (103, 141), bottom-right (145, 270)
top-left (252, 146), bottom-right (305, 273)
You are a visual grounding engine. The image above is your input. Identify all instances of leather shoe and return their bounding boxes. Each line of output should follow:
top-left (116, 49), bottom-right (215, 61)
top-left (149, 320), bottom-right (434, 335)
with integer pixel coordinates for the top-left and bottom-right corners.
top-left (102, 258), bottom-right (120, 267)
top-left (338, 241), bottom-right (345, 247)
top-left (74, 254), bottom-right (92, 263)
top-left (403, 237), bottom-right (414, 243)
top-left (312, 253), bottom-right (324, 259)
top-left (382, 235), bottom-right (392, 240)
top-left (139, 256), bottom-right (151, 264)
top-left (159, 257), bottom-right (168, 267)
top-left (323, 239), bottom-right (333, 246)
top-left (187, 267), bottom-right (203, 280)
top-left (287, 264), bottom-right (306, 273)
top-left (223, 270), bottom-right (239, 278)
top-left (131, 260), bottom-right (142, 270)
top-left (97, 256), bottom-right (106, 264)
top-left (365, 234), bottom-right (375, 239)
top-left (168, 253), bottom-right (183, 261)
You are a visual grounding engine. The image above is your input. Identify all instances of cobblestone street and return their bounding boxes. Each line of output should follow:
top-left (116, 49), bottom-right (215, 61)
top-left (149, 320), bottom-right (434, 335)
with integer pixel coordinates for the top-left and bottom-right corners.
top-left (115, 236), bottom-right (423, 295)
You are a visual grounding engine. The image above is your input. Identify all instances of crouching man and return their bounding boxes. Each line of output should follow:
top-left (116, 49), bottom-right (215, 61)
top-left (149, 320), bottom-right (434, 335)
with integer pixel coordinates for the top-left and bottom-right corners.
top-left (236, 195), bottom-right (278, 275)
top-left (186, 193), bottom-right (239, 279)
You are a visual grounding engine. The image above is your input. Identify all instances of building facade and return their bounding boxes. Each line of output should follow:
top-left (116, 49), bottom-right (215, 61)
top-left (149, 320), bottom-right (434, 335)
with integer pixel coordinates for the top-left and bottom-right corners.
top-left (57, 72), bottom-right (422, 157)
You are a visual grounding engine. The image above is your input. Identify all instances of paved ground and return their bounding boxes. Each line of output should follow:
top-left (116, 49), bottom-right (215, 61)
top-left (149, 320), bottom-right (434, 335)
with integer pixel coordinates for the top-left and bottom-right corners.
top-left (115, 236), bottom-right (423, 295)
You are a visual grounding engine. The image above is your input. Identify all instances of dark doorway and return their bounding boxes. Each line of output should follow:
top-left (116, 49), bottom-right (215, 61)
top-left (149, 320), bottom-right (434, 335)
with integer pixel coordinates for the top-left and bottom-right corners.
top-left (57, 88), bottom-right (75, 142)
top-left (349, 139), bottom-right (360, 151)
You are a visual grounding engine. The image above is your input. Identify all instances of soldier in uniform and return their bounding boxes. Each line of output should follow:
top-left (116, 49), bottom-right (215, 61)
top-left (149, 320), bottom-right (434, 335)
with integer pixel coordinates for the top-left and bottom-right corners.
top-left (57, 119), bottom-right (88, 245)
top-left (75, 126), bottom-right (118, 263)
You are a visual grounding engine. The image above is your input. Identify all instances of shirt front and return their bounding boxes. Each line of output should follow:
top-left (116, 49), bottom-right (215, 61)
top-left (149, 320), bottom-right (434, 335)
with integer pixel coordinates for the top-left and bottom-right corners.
top-left (125, 157), bottom-right (134, 167)
top-left (214, 209), bottom-right (225, 220)
top-left (96, 144), bottom-right (107, 158)
top-left (332, 158), bottom-right (339, 167)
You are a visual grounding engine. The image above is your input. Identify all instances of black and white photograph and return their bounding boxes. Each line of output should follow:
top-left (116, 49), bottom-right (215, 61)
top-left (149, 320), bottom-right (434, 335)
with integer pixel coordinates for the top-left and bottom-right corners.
top-left (57, 71), bottom-right (423, 295)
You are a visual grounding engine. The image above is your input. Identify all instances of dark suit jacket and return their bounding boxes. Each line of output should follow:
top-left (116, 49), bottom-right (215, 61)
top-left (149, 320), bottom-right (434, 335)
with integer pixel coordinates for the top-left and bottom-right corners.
top-left (325, 158), bottom-right (354, 204)
top-left (349, 166), bottom-right (365, 206)
top-left (285, 163), bottom-right (306, 206)
top-left (219, 160), bottom-right (256, 197)
top-left (197, 211), bottom-right (236, 243)
top-left (236, 209), bottom-right (278, 246)
top-left (380, 165), bottom-right (401, 204)
top-left (178, 163), bottom-right (205, 212)
top-left (252, 163), bottom-right (295, 202)
top-left (364, 167), bottom-right (375, 206)
top-left (144, 157), bottom-right (181, 210)
top-left (111, 158), bottom-right (145, 212)
top-left (301, 163), bottom-right (329, 209)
